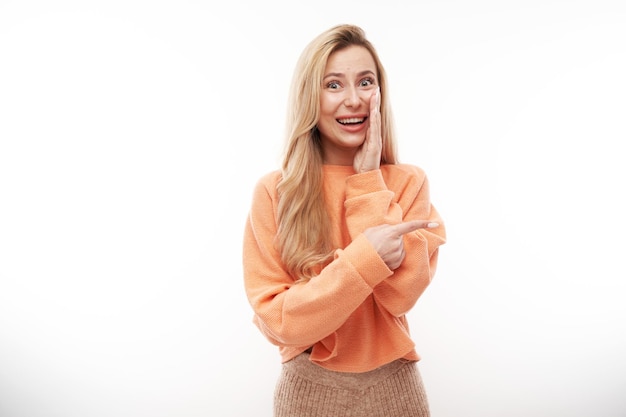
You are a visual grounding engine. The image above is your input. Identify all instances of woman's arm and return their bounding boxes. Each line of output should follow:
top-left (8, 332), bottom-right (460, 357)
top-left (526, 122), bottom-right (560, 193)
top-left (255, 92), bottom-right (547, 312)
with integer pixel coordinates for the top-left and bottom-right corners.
top-left (242, 175), bottom-right (394, 348)
top-left (344, 166), bottom-right (446, 317)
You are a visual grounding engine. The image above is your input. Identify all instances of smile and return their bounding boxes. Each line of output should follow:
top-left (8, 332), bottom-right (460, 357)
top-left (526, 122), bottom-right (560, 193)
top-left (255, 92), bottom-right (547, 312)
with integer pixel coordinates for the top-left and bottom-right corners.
top-left (337, 117), bottom-right (366, 125)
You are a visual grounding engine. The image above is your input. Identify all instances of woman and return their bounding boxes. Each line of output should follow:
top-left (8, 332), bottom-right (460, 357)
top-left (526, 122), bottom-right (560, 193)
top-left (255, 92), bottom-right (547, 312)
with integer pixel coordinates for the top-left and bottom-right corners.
top-left (243, 24), bottom-right (446, 417)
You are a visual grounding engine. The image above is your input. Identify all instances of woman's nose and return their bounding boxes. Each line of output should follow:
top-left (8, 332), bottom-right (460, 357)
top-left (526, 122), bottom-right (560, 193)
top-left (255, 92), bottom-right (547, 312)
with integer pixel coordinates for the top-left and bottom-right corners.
top-left (343, 87), bottom-right (361, 107)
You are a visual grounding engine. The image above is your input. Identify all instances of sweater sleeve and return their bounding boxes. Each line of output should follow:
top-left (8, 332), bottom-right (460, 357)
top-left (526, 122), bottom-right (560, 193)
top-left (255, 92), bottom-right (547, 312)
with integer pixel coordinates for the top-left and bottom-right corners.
top-left (242, 175), bottom-right (393, 348)
top-left (344, 166), bottom-right (446, 317)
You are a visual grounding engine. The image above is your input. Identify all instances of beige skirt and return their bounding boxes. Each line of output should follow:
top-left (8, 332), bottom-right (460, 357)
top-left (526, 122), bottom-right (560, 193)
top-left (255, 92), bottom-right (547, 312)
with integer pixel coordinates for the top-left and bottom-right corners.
top-left (274, 352), bottom-right (430, 417)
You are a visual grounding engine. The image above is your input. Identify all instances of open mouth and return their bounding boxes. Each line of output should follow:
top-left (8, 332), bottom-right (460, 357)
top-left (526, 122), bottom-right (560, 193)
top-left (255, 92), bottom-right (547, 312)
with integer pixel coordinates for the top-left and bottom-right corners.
top-left (337, 117), bottom-right (366, 125)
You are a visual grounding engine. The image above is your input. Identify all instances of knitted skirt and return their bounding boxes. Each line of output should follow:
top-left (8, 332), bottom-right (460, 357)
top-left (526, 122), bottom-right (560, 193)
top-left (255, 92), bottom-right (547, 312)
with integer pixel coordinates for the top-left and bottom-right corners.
top-left (274, 352), bottom-right (430, 417)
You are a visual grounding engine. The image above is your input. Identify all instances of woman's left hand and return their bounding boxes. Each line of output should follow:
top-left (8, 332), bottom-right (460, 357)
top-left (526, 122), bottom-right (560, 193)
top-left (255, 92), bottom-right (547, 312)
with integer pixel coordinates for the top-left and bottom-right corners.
top-left (353, 87), bottom-right (382, 173)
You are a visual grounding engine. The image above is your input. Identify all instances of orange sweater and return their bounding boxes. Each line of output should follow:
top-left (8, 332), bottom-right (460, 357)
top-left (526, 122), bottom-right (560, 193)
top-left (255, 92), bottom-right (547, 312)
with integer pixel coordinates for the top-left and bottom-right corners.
top-left (243, 164), bottom-right (446, 373)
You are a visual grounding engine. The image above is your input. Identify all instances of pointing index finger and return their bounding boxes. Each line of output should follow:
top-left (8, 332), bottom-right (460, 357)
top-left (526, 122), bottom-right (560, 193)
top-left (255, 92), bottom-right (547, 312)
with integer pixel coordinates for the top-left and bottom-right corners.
top-left (392, 220), bottom-right (439, 236)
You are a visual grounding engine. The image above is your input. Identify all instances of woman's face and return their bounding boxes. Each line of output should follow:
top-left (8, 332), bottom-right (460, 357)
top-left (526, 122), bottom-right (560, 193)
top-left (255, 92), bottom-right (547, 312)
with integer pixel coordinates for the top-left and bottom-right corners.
top-left (317, 45), bottom-right (378, 165)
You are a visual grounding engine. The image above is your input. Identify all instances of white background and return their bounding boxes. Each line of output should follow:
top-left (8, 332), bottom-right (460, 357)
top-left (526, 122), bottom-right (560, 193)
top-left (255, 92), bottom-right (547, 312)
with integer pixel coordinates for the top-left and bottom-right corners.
top-left (1, 1), bottom-right (625, 416)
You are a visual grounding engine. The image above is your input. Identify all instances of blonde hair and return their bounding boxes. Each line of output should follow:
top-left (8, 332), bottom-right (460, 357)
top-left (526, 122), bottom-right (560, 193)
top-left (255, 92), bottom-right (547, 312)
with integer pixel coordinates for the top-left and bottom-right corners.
top-left (277, 24), bottom-right (398, 281)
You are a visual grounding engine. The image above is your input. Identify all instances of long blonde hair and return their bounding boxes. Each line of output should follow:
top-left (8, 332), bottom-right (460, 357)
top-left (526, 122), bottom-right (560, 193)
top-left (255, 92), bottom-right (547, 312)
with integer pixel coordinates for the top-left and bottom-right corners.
top-left (277, 24), bottom-right (398, 281)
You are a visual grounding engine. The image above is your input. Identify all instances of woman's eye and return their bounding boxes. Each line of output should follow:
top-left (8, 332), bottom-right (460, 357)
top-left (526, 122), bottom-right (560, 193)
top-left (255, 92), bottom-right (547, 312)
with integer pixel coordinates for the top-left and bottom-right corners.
top-left (327, 81), bottom-right (340, 89)
top-left (360, 78), bottom-right (374, 87)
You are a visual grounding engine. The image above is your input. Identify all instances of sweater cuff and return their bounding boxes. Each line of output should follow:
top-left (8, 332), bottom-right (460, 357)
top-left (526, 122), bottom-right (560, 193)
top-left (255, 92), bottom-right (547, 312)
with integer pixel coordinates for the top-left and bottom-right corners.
top-left (342, 234), bottom-right (393, 288)
top-left (345, 170), bottom-right (387, 199)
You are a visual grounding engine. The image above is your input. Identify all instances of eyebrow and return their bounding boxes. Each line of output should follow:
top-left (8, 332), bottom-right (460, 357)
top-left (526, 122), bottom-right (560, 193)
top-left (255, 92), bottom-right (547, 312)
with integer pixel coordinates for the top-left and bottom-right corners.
top-left (323, 70), bottom-right (376, 80)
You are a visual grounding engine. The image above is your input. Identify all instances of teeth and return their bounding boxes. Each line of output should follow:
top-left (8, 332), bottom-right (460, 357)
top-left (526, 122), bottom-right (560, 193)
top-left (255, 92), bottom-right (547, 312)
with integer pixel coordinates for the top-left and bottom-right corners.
top-left (338, 117), bottom-right (364, 124)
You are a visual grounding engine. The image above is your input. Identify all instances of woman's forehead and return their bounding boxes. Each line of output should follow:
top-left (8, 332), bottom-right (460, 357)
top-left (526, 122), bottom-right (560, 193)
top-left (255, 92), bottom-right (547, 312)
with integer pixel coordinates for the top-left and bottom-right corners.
top-left (325, 45), bottom-right (377, 76)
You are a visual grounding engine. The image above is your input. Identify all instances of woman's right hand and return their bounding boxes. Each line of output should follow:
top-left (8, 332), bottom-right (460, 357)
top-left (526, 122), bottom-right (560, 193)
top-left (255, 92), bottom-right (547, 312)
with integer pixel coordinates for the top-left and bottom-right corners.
top-left (363, 221), bottom-right (437, 270)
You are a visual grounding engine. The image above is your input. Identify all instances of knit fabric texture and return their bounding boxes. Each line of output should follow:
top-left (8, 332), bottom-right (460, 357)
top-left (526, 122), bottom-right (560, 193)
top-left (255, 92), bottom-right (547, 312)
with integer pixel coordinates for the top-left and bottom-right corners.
top-left (243, 164), bottom-right (446, 372)
top-left (274, 352), bottom-right (430, 417)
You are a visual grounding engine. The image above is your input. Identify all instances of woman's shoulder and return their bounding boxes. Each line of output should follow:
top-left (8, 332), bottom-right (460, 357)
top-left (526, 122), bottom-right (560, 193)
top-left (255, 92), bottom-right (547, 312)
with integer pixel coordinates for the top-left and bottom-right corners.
top-left (381, 163), bottom-right (427, 180)
top-left (252, 169), bottom-right (283, 196)
top-left (256, 169), bottom-right (282, 185)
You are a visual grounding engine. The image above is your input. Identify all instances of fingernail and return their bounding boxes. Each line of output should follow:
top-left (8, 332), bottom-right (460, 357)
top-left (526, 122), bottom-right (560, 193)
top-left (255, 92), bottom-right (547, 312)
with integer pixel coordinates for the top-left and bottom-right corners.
top-left (427, 222), bottom-right (439, 228)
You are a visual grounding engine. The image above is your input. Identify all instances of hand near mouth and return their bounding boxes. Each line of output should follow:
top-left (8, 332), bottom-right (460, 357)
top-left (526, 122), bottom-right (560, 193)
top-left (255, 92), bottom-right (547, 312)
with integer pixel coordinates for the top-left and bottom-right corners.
top-left (353, 87), bottom-right (382, 173)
